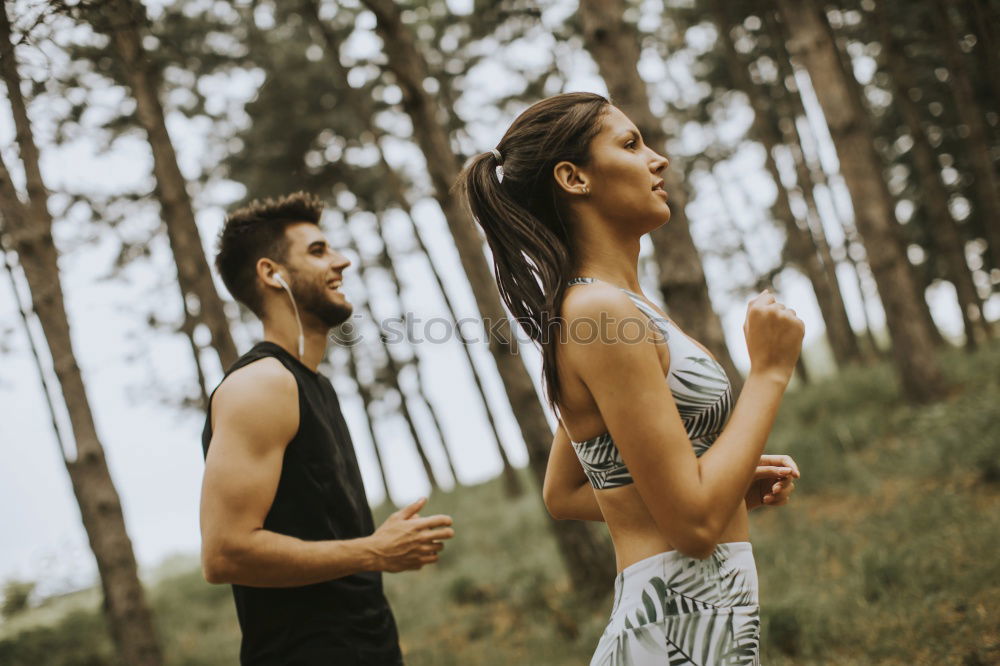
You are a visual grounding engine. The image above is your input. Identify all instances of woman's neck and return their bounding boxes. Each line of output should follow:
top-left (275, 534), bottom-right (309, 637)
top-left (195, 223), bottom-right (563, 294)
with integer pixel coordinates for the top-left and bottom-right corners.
top-left (572, 227), bottom-right (644, 294)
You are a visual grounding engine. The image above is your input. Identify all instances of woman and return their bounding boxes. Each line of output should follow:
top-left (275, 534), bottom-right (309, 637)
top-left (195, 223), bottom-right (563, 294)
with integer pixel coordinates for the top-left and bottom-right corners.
top-left (459, 92), bottom-right (804, 665)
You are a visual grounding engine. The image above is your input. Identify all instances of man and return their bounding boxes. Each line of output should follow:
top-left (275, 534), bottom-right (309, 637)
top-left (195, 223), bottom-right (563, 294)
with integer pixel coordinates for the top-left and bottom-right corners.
top-left (200, 191), bottom-right (454, 664)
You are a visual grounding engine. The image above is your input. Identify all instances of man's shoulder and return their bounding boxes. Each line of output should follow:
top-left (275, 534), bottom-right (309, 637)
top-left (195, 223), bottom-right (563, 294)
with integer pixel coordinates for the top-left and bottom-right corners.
top-left (229, 355), bottom-right (296, 389)
top-left (213, 357), bottom-right (298, 422)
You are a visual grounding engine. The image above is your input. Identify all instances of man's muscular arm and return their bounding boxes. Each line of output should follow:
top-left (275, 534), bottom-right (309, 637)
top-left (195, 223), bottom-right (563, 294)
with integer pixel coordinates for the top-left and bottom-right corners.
top-left (200, 358), bottom-right (453, 587)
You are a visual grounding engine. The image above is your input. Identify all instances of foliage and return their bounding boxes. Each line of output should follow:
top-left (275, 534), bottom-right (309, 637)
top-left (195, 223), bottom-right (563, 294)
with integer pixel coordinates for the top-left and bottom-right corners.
top-left (0, 580), bottom-right (36, 620)
top-left (3, 341), bottom-right (999, 664)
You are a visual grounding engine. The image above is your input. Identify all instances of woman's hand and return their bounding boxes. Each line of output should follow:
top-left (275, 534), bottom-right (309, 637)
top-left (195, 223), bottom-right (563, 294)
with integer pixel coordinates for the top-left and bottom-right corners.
top-left (744, 291), bottom-right (805, 385)
top-left (745, 454), bottom-right (800, 511)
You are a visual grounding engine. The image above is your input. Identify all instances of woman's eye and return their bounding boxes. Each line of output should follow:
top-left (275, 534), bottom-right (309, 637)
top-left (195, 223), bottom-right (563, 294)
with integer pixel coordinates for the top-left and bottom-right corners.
top-left (625, 140), bottom-right (637, 149)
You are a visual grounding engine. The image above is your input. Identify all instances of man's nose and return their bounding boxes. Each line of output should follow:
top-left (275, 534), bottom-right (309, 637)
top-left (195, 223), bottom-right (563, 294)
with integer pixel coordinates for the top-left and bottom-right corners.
top-left (331, 250), bottom-right (351, 270)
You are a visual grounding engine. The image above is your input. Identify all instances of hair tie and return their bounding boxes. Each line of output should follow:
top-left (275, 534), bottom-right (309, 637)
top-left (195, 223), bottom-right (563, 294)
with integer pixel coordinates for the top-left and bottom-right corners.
top-left (490, 148), bottom-right (503, 163)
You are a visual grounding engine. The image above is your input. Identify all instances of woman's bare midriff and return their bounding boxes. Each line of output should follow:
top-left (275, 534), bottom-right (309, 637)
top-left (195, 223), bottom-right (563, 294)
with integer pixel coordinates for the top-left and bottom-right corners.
top-left (596, 484), bottom-right (750, 572)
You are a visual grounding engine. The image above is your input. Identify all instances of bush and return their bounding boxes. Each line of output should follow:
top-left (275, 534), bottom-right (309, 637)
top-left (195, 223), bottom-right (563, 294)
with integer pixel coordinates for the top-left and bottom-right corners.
top-left (1, 581), bottom-right (35, 620)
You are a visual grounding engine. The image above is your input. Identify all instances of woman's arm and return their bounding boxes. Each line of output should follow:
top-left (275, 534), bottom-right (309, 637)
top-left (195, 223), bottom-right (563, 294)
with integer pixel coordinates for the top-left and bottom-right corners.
top-left (542, 425), bottom-right (605, 521)
top-left (562, 286), bottom-right (802, 559)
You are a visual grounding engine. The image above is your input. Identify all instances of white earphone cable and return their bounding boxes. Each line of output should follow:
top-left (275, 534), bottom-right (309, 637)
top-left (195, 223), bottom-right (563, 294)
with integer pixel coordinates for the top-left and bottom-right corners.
top-left (276, 274), bottom-right (305, 359)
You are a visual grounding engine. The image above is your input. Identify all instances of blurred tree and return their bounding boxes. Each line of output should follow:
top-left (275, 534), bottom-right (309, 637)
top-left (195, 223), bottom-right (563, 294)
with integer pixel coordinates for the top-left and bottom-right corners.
top-left (963, 0), bottom-right (1000, 123)
top-left (366, 210), bottom-right (460, 484)
top-left (777, 0), bottom-right (946, 403)
top-left (84, 0), bottom-right (239, 377)
top-left (341, 214), bottom-right (444, 491)
top-left (760, 7), bottom-right (884, 360)
top-left (872, 0), bottom-right (989, 349)
top-left (340, 327), bottom-right (391, 498)
top-left (359, 0), bottom-right (614, 595)
top-left (0, 580), bottom-right (35, 620)
top-left (702, 164), bottom-right (812, 383)
top-left (298, 0), bottom-right (521, 495)
top-left (931, 0), bottom-right (1000, 274)
top-left (707, 0), bottom-right (863, 368)
top-left (578, 0), bottom-right (745, 393)
top-left (0, 5), bottom-right (162, 665)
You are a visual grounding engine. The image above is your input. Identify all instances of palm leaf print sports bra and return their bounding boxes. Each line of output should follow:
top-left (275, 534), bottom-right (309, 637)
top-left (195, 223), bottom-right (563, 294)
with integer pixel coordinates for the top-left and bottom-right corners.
top-left (566, 277), bottom-right (734, 490)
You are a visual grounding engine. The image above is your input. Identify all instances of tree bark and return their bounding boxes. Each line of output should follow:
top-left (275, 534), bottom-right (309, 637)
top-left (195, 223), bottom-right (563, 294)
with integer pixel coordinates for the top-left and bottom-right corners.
top-left (93, 0), bottom-right (239, 370)
top-left (707, 168), bottom-right (810, 383)
top-left (963, 0), bottom-right (1000, 142)
top-left (873, 1), bottom-right (989, 349)
top-left (763, 7), bottom-right (882, 361)
top-left (777, 0), bottom-right (946, 403)
top-left (343, 331), bottom-right (390, 499)
top-left (933, 0), bottom-right (1000, 276)
top-left (360, 0), bottom-right (613, 596)
top-left (302, 0), bottom-right (523, 497)
top-left (370, 213), bottom-right (459, 486)
top-left (709, 0), bottom-right (861, 367)
top-left (342, 226), bottom-right (441, 491)
top-left (0, 12), bottom-right (162, 661)
top-left (578, 0), bottom-right (744, 394)
top-left (0, 236), bottom-right (71, 467)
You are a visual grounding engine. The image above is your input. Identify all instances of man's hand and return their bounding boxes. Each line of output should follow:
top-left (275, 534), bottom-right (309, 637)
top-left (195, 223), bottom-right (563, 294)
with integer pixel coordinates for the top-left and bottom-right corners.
top-left (746, 454), bottom-right (800, 511)
top-left (368, 498), bottom-right (455, 572)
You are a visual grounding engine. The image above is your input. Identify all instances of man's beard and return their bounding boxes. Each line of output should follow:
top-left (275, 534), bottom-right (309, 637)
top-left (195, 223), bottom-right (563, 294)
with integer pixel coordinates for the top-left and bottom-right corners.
top-left (290, 273), bottom-right (353, 327)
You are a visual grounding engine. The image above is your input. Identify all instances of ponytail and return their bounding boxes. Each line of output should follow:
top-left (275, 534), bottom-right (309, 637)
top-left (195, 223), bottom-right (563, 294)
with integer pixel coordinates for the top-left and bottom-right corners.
top-left (457, 93), bottom-right (609, 409)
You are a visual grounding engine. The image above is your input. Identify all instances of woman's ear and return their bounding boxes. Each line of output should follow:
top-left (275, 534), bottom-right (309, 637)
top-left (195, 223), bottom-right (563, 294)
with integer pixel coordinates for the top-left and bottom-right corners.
top-left (553, 161), bottom-right (590, 196)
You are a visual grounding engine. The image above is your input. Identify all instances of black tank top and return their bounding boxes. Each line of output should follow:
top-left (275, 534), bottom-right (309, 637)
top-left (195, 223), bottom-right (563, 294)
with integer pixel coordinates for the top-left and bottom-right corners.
top-left (202, 342), bottom-right (402, 665)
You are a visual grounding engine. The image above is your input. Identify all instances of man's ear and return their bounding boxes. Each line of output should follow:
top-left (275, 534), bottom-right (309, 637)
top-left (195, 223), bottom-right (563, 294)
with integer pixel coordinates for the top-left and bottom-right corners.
top-left (553, 161), bottom-right (590, 196)
top-left (256, 257), bottom-right (283, 290)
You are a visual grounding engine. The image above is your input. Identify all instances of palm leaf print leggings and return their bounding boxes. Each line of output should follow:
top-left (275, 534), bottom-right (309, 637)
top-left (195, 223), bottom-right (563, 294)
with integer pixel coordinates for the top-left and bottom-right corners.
top-left (591, 543), bottom-right (761, 666)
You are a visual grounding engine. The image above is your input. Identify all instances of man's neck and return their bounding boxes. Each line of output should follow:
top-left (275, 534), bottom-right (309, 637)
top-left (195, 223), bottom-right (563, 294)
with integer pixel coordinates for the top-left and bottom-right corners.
top-left (262, 319), bottom-right (328, 371)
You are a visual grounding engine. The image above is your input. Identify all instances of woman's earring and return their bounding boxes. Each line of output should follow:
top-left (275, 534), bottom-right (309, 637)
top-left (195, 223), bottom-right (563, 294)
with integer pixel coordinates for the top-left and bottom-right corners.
top-left (581, 185), bottom-right (590, 195)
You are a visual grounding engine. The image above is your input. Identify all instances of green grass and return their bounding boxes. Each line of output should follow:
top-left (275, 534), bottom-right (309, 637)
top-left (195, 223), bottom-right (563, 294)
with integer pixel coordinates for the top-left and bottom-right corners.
top-left (2, 342), bottom-right (999, 665)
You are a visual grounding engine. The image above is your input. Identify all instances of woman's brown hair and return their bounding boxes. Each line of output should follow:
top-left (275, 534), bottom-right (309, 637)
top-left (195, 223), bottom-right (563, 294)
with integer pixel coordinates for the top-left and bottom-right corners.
top-left (457, 92), bottom-right (610, 409)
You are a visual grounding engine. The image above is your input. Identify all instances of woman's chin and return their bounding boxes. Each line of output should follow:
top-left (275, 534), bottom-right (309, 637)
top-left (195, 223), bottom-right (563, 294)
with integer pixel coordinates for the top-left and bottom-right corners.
top-left (649, 208), bottom-right (671, 231)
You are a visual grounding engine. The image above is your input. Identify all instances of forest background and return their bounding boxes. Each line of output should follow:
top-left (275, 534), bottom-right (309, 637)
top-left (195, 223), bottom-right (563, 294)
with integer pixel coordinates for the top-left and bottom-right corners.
top-left (1, 0), bottom-right (998, 663)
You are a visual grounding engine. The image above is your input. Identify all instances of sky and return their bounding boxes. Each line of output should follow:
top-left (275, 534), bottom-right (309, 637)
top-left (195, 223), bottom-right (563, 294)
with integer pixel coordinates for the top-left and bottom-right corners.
top-left (0, 0), bottom-right (995, 599)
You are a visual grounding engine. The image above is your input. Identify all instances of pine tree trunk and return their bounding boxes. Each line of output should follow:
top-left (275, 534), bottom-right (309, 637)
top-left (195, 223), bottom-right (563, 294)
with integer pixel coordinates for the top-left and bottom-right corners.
top-left (826, 6), bottom-right (947, 349)
top-left (0, 45), bottom-right (163, 666)
top-left (709, 0), bottom-right (861, 367)
top-left (93, 0), bottom-right (238, 370)
top-left (302, 0), bottom-right (523, 497)
top-left (764, 8), bottom-right (881, 361)
top-left (343, 332), bottom-right (390, 499)
top-left (360, 0), bottom-right (613, 596)
top-left (180, 315), bottom-right (211, 408)
top-left (873, 1), bottom-right (989, 349)
top-left (381, 350), bottom-right (440, 491)
top-left (370, 213), bottom-right (460, 486)
top-left (1, 238), bottom-right (71, 480)
top-left (342, 226), bottom-right (441, 491)
top-left (933, 0), bottom-right (1000, 277)
top-left (777, 0), bottom-right (946, 403)
top-left (578, 0), bottom-right (744, 395)
top-left (383, 171), bottom-right (524, 496)
top-left (964, 0), bottom-right (1000, 120)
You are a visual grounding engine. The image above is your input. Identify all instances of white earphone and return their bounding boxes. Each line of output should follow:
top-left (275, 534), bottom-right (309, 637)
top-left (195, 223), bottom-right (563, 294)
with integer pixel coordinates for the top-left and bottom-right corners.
top-left (274, 273), bottom-right (305, 359)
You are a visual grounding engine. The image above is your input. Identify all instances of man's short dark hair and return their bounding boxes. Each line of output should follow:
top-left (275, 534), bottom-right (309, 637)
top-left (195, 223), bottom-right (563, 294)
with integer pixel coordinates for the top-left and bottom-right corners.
top-left (215, 191), bottom-right (324, 316)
